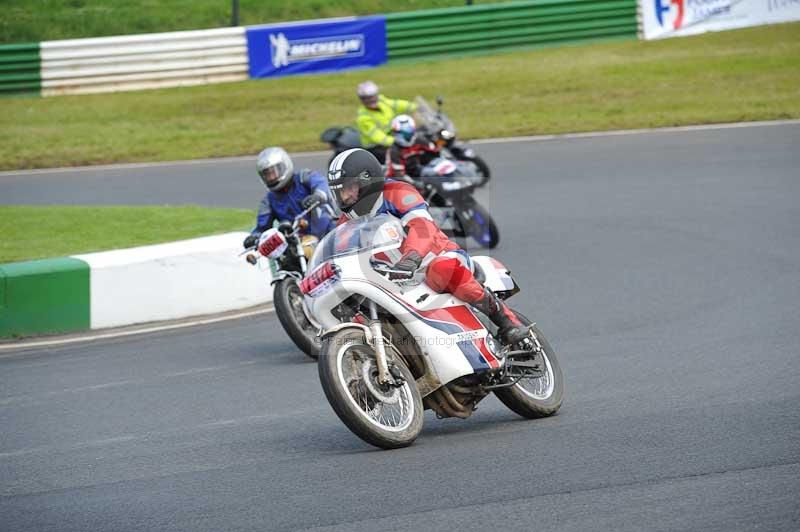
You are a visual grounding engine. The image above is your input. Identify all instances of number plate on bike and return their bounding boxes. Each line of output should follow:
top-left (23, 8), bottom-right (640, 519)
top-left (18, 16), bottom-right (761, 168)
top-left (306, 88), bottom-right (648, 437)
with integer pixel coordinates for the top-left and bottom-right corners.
top-left (258, 229), bottom-right (288, 259)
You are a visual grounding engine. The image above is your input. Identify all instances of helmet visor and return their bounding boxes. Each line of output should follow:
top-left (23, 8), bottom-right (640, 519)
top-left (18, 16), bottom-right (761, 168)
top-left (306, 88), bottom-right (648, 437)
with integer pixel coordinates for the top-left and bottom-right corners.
top-left (360, 94), bottom-right (379, 108)
top-left (330, 180), bottom-right (360, 209)
top-left (259, 162), bottom-right (286, 188)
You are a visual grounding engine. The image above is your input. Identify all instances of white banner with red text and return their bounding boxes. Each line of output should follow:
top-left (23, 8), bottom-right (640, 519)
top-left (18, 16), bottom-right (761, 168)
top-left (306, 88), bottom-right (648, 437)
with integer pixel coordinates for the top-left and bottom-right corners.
top-left (639, 0), bottom-right (800, 40)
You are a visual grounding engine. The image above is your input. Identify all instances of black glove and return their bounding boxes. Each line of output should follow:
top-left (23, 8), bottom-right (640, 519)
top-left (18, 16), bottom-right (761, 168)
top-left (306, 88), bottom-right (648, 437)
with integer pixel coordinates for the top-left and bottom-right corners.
top-left (301, 194), bottom-right (320, 209)
top-left (392, 252), bottom-right (422, 277)
top-left (243, 234), bottom-right (259, 249)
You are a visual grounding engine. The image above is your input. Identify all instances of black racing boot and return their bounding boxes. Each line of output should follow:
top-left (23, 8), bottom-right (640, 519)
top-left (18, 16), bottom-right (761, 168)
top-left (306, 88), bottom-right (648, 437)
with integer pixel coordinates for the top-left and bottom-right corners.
top-left (472, 288), bottom-right (529, 346)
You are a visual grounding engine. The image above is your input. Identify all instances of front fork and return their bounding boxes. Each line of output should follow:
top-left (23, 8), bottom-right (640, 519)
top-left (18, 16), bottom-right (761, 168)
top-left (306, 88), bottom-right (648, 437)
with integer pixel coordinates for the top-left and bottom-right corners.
top-left (367, 300), bottom-right (393, 385)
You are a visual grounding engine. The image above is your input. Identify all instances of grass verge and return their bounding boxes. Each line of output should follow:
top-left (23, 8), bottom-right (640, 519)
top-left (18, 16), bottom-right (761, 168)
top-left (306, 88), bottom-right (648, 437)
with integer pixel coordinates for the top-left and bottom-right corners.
top-left (1, 1), bottom-right (470, 43)
top-left (0, 206), bottom-right (253, 263)
top-left (1, 23), bottom-right (798, 170)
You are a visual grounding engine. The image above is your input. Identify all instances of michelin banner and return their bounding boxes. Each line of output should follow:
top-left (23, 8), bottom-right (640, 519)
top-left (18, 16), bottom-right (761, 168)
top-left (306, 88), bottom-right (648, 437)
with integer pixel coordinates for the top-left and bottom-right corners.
top-left (640, 0), bottom-right (800, 39)
top-left (246, 16), bottom-right (387, 78)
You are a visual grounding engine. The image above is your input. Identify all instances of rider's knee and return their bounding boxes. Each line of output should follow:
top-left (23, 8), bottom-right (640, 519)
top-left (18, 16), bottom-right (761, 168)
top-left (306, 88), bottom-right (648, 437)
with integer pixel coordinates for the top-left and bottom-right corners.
top-left (427, 256), bottom-right (468, 293)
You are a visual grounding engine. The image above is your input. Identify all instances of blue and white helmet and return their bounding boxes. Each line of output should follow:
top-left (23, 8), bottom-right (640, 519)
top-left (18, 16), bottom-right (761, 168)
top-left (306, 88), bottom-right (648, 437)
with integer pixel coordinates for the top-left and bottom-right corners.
top-left (390, 114), bottom-right (416, 147)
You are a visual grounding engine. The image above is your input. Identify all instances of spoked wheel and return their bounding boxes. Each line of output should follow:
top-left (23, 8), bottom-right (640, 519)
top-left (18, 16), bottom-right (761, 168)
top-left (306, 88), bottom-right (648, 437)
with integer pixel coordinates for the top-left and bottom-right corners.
top-left (493, 313), bottom-right (563, 418)
top-left (456, 201), bottom-right (499, 249)
top-left (318, 328), bottom-right (423, 449)
top-left (273, 278), bottom-right (321, 360)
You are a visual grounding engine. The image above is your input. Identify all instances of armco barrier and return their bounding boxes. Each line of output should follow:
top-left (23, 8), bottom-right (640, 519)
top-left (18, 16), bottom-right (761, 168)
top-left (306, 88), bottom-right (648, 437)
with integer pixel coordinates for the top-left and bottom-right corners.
top-left (73, 232), bottom-right (270, 329)
top-left (0, 232), bottom-right (271, 338)
top-left (0, 258), bottom-right (90, 336)
top-left (0, 42), bottom-right (41, 97)
top-left (385, 0), bottom-right (637, 61)
top-left (40, 27), bottom-right (249, 96)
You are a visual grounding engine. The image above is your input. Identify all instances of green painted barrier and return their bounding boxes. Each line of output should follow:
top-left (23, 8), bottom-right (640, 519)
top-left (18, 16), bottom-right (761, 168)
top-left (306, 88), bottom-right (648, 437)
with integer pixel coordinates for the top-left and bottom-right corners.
top-left (0, 258), bottom-right (90, 337)
top-left (0, 42), bottom-right (41, 97)
top-left (386, 0), bottom-right (637, 61)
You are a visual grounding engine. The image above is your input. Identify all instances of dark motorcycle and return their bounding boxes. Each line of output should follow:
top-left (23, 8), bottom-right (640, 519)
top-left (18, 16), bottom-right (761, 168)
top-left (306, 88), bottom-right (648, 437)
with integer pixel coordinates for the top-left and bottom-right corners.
top-left (244, 201), bottom-right (326, 359)
top-left (415, 96), bottom-right (491, 187)
top-left (415, 158), bottom-right (500, 249)
top-left (320, 125), bottom-right (361, 168)
top-left (320, 96), bottom-right (491, 187)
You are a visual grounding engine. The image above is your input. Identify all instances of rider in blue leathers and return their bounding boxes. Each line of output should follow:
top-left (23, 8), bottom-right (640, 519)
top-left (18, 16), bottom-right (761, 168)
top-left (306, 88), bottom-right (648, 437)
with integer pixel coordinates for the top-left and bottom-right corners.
top-left (242, 147), bottom-right (336, 248)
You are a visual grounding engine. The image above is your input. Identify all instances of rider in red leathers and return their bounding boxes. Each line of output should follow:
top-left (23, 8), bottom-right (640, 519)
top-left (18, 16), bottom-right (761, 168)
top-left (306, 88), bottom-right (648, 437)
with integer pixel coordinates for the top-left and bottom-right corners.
top-left (326, 148), bottom-right (528, 346)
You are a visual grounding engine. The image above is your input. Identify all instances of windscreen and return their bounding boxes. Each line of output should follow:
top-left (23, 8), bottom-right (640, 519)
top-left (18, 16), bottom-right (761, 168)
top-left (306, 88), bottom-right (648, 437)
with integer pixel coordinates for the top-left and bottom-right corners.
top-left (307, 214), bottom-right (404, 271)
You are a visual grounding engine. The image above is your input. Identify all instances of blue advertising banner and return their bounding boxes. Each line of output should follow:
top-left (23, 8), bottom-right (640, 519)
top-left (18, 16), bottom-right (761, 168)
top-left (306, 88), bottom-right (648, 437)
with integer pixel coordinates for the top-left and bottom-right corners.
top-left (246, 16), bottom-right (387, 78)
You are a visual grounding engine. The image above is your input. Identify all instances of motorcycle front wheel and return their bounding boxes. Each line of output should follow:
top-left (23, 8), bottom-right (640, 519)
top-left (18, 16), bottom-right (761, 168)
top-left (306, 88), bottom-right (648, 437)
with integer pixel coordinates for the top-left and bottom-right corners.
top-left (273, 278), bottom-right (321, 360)
top-left (318, 328), bottom-right (423, 449)
top-left (493, 314), bottom-right (564, 418)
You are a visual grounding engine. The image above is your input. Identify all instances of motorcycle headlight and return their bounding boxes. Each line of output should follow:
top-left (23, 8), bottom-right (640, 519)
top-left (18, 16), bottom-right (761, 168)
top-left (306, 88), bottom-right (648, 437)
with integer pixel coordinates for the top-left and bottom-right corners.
top-left (440, 129), bottom-right (454, 140)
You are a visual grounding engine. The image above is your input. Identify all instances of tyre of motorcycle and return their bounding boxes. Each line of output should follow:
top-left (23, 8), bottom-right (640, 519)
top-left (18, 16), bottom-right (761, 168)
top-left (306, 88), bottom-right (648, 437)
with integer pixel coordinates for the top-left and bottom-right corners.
top-left (469, 155), bottom-right (491, 187)
top-left (449, 147), bottom-right (491, 187)
top-left (493, 313), bottom-right (564, 418)
top-left (454, 200), bottom-right (499, 249)
top-left (318, 327), bottom-right (424, 449)
top-left (273, 278), bottom-right (321, 360)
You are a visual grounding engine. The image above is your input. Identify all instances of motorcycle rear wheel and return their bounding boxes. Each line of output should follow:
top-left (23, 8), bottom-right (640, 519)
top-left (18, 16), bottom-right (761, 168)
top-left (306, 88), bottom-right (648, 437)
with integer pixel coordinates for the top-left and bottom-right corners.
top-left (494, 315), bottom-right (563, 418)
top-left (273, 278), bottom-right (320, 360)
top-left (457, 201), bottom-right (499, 249)
top-left (318, 328), bottom-right (423, 449)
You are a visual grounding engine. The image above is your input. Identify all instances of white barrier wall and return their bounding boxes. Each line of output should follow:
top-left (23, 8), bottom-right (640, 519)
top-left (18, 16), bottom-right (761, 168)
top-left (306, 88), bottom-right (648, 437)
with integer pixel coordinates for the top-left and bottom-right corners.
top-left (40, 27), bottom-right (249, 96)
top-left (74, 232), bottom-right (271, 329)
top-left (639, 0), bottom-right (800, 40)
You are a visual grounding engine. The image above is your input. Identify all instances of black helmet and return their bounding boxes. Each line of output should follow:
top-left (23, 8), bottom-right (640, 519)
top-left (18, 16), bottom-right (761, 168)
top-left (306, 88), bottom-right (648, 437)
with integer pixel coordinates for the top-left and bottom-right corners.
top-left (327, 148), bottom-right (385, 219)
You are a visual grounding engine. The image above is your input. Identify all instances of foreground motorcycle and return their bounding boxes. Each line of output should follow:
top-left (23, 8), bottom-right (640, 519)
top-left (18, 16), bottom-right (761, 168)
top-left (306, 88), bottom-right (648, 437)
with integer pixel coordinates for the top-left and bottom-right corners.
top-left (319, 95), bottom-right (491, 187)
top-left (416, 157), bottom-right (499, 249)
top-left (244, 201), bottom-right (325, 359)
top-left (302, 214), bottom-right (563, 449)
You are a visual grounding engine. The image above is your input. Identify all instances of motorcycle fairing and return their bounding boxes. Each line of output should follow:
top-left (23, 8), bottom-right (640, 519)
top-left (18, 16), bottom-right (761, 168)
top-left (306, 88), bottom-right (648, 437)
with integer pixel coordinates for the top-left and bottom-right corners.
top-left (351, 274), bottom-right (501, 372)
top-left (388, 291), bottom-right (501, 372)
top-left (472, 256), bottom-right (518, 296)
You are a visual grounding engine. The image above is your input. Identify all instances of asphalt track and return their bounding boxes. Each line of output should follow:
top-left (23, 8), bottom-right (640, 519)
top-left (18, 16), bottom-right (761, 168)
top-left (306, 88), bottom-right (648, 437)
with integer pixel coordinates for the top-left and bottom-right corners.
top-left (2, 123), bottom-right (799, 531)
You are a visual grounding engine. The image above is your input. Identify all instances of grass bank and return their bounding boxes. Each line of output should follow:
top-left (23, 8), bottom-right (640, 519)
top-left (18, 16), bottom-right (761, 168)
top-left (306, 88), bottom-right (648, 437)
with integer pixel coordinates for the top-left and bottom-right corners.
top-left (0, 206), bottom-right (253, 263)
top-left (1, 1), bottom-right (470, 43)
top-left (1, 23), bottom-right (798, 170)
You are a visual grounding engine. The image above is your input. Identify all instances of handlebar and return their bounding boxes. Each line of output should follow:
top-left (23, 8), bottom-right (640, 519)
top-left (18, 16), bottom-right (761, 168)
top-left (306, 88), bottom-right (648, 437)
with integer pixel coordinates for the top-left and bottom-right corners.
top-left (241, 199), bottom-right (324, 265)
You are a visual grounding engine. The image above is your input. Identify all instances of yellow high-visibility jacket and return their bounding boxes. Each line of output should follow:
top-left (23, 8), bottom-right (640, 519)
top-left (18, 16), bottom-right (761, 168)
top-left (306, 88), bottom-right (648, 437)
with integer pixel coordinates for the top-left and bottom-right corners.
top-left (356, 95), bottom-right (418, 148)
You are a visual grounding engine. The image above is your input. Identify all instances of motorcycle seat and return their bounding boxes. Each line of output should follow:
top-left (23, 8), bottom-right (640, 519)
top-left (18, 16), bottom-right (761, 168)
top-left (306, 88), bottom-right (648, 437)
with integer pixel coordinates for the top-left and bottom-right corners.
top-left (320, 127), bottom-right (343, 143)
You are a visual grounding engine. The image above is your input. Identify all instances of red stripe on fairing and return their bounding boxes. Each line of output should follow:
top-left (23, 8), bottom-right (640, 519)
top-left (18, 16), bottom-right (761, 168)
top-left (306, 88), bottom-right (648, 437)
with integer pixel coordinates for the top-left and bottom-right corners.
top-left (473, 337), bottom-right (500, 369)
top-left (489, 257), bottom-right (508, 271)
top-left (362, 280), bottom-right (500, 368)
top-left (418, 306), bottom-right (499, 368)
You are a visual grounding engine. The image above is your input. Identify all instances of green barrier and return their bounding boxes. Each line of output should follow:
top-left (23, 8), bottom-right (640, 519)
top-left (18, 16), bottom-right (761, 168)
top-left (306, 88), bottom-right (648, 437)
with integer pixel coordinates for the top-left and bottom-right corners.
top-left (386, 0), bottom-right (637, 61)
top-left (0, 42), bottom-right (41, 97)
top-left (0, 258), bottom-right (90, 337)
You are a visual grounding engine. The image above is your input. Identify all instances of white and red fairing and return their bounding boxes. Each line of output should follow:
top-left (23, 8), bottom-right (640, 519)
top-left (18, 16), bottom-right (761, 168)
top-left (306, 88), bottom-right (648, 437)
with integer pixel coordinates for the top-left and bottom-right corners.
top-left (306, 252), bottom-right (517, 389)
